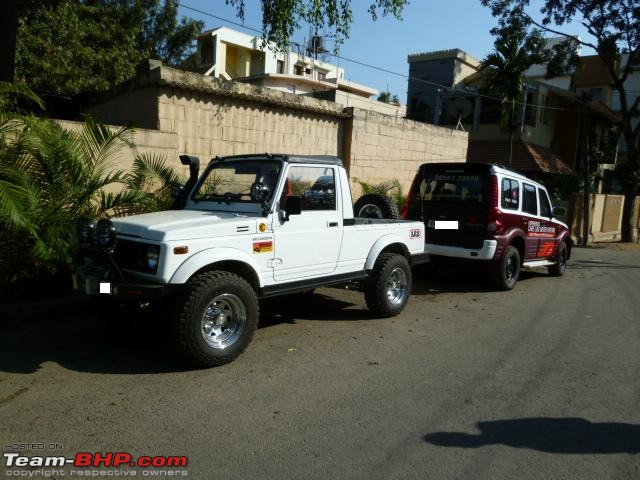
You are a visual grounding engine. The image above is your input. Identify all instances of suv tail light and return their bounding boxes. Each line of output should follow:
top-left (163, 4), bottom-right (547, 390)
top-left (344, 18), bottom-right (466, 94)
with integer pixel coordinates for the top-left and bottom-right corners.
top-left (487, 175), bottom-right (503, 235)
top-left (401, 174), bottom-right (420, 219)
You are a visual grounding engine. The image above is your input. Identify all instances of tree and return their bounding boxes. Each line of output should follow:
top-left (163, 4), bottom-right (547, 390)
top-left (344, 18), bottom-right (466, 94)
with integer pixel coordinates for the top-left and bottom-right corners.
top-left (226, 0), bottom-right (408, 50)
top-left (378, 92), bottom-right (400, 105)
top-left (478, 15), bottom-right (550, 165)
top-left (15, 1), bottom-right (204, 99)
top-left (482, 0), bottom-right (640, 241)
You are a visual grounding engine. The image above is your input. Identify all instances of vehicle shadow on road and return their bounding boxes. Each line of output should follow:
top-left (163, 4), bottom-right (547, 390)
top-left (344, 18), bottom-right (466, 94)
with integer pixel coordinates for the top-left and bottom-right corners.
top-left (0, 306), bottom-right (191, 375)
top-left (259, 292), bottom-right (374, 328)
top-left (570, 260), bottom-right (640, 270)
top-left (423, 417), bottom-right (640, 454)
top-left (411, 264), bottom-right (546, 295)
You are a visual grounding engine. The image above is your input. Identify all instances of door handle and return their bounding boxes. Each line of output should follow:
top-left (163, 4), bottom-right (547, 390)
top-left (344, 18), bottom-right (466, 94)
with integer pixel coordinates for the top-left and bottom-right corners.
top-left (328, 221), bottom-right (339, 228)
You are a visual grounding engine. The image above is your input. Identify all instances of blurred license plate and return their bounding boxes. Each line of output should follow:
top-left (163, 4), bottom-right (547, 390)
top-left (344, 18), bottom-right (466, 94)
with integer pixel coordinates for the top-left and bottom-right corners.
top-left (428, 220), bottom-right (459, 230)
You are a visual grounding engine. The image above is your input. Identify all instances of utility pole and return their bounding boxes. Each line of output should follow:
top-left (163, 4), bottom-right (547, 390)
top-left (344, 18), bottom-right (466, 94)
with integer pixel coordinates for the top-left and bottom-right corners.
top-left (580, 96), bottom-right (590, 247)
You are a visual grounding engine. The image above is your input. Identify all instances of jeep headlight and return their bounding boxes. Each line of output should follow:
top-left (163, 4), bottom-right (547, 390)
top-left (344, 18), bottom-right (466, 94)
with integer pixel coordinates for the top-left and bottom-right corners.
top-left (146, 245), bottom-right (160, 271)
top-left (77, 217), bottom-right (96, 245)
top-left (96, 219), bottom-right (116, 248)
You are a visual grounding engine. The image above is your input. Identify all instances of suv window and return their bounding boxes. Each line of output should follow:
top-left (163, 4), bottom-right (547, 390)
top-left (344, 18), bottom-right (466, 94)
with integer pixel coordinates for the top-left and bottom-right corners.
top-left (523, 183), bottom-right (538, 215)
top-left (501, 178), bottom-right (520, 210)
top-left (280, 166), bottom-right (336, 211)
top-left (538, 188), bottom-right (552, 218)
top-left (420, 173), bottom-right (485, 203)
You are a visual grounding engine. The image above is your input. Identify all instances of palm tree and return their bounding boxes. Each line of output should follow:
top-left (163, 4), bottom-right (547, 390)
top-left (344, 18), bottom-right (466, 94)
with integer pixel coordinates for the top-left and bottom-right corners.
top-left (479, 20), bottom-right (547, 166)
top-left (0, 109), bottom-right (153, 283)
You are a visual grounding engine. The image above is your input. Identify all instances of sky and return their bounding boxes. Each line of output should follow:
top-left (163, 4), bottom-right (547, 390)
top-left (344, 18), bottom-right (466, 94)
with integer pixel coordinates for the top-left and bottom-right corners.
top-left (177, 0), bottom-right (596, 103)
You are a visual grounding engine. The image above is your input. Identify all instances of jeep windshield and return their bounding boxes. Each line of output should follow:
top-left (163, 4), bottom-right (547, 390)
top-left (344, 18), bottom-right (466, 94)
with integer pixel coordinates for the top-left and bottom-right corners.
top-left (193, 159), bottom-right (282, 204)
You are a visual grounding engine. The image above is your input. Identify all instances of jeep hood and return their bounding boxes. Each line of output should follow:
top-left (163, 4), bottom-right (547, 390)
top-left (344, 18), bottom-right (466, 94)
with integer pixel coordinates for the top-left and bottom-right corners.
top-left (112, 210), bottom-right (258, 241)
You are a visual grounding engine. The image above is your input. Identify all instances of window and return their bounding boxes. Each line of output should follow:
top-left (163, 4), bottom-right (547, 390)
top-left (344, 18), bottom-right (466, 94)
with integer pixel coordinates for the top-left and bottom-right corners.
top-left (538, 188), bottom-right (552, 217)
top-left (523, 183), bottom-right (538, 215)
top-left (280, 166), bottom-right (336, 211)
top-left (524, 91), bottom-right (537, 127)
top-left (294, 64), bottom-right (303, 76)
top-left (317, 71), bottom-right (326, 81)
top-left (276, 60), bottom-right (284, 74)
top-left (501, 178), bottom-right (520, 210)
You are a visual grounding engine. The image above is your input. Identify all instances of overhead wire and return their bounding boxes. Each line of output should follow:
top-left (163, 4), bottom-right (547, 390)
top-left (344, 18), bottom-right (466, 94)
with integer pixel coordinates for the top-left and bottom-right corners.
top-left (178, 2), bottom-right (633, 116)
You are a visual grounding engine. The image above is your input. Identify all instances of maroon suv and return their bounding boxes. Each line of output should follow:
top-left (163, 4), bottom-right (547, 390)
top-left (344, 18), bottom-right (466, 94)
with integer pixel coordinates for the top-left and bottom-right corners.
top-left (401, 162), bottom-right (572, 290)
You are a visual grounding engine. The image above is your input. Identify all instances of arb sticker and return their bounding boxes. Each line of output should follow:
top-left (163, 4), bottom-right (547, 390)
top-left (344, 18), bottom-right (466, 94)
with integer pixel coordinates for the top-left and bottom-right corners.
top-left (253, 241), bottom-right (273, 254)
top-left (410, 228), bottom-right (422, 239)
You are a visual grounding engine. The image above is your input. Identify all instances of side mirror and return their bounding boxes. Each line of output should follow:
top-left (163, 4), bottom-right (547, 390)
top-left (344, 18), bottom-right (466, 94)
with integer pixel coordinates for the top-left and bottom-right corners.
top-left (284, 195), bottom-right (302, 221)
top-left (553, 206), bottom-right (566, 218)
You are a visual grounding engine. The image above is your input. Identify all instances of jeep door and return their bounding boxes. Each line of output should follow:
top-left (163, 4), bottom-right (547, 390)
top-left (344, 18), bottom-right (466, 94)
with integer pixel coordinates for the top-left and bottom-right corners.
top-left (272, 165), bottom-right (343, 282)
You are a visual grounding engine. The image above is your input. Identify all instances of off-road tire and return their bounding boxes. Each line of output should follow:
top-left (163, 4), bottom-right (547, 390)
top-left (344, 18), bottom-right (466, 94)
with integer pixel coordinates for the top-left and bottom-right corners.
top-left (364, 253), bottom-right (412, 317)
top-left (175, 271), bottom-right (258, 368)
top-left (492, 245), bottom-right (521, 291)
top-left (548, 241), bottom-right (568, 276)
top-left (354, 194), bottom-right (400, 219)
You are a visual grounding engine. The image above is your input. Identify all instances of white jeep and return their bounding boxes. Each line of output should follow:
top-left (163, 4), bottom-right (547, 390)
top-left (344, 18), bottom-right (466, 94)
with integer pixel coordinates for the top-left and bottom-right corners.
top-left (73, 154), bottom-right (427, 367)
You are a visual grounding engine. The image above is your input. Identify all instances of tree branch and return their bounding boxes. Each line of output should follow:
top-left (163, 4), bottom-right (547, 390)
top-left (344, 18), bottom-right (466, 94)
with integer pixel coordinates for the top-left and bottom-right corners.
top-left (521, 12), bottom-right (599, 52)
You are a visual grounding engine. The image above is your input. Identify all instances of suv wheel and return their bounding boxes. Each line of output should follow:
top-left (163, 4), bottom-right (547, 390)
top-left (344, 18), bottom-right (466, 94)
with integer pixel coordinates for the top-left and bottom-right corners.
top-left (365, 253), bottom-right (412, 317)
top-left (175, 271), bottom-right (258, 367)
top-left (548, 241), bottom-right (568, 276)
top-left (492, 246), bottom-right (521, 291)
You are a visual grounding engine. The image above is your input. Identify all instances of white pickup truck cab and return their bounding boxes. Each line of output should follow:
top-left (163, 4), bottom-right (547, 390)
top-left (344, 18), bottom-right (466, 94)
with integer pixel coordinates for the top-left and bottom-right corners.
top-left (73, 154), bottom-right (427, 367)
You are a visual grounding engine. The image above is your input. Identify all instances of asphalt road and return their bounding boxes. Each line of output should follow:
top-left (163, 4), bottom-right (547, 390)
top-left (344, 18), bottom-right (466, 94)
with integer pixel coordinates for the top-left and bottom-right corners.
top-left (1, 246), bottom-right (639, 480)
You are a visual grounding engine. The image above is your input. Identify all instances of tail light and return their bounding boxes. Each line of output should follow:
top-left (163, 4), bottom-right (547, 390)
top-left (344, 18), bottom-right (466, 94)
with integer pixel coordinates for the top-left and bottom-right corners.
top-left (486, 175), bottom-right (503, 235)
top-left (401, 174), bottom-right (420, 219)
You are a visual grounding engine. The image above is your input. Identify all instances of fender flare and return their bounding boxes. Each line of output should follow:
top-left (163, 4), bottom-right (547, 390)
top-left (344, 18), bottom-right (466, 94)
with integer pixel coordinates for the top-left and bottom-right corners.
top-left (364, 234), bottom-right (409, 270)
top-left (169, 247), bottom-right (263, 286)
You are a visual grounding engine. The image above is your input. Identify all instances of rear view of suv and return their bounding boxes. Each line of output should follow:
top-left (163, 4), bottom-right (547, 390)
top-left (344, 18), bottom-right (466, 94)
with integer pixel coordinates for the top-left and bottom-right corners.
top-left (401, 162), bottom-right (571, 290)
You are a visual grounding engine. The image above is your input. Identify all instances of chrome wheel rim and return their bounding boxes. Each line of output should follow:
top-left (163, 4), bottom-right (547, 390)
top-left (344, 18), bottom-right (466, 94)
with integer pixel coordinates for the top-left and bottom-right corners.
top-left (359, 204), bottom-right (384, 219)
top-left (201, 293), bottom-right (247, 349)
top-left (386, 267), bottom-right (408, 305)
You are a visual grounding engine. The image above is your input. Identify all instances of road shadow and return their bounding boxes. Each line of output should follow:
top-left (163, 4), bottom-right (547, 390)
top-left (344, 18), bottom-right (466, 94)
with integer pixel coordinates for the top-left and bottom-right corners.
top-left (259, 292), bottom-right (373, 328)
top-left (411, 263), bottom-right (545, 295)
top-left (570, 259), bottom-right (640, 270)
top-left (0, 292), bottom-right (374, 375)
top-left (423, 417), bottom-right (640, 454)
top-left (0, 304), bottom-right (192, 375)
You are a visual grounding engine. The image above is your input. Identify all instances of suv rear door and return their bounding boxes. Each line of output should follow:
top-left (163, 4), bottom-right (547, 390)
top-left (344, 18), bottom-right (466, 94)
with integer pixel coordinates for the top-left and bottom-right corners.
top-left (406, 164), bottom-right (490, 249)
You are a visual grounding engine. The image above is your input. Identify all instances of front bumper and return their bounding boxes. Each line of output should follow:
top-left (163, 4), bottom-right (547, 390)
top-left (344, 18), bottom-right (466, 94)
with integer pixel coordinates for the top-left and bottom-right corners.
top-left (72, 249), bottom-right (178, 301)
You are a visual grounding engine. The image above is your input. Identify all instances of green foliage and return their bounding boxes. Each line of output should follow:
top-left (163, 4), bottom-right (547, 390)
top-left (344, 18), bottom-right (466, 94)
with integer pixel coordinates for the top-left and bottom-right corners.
top-left (226, 0), bottom-right (408, 51)
top-left (354, 178), bottom-right (406, 210)
top-left (478, 15), bottom-right (549, 132)
top-left (15, 1), bottom-right (204, 98)
top-left (378, 92), bottom-right (400, 105)
top-left (0, 106), bottom-right (152, 283)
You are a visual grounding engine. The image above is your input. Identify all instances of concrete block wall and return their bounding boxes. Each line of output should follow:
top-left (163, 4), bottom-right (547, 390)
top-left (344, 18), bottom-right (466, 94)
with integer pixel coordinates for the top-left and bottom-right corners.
top-left (349, 108), bottom-right (468, 196)
top-left (158, 90), bottom-right (341, 161)
top-left (55, 119), bottom-right (180, 171)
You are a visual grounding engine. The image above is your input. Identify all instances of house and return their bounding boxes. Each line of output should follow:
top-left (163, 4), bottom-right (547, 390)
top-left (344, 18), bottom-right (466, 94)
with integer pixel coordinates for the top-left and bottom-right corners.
top-left (197, 27), bottom-right (405, 117)
top-left (404, 48), bottom-right (620, 184)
